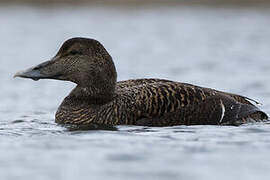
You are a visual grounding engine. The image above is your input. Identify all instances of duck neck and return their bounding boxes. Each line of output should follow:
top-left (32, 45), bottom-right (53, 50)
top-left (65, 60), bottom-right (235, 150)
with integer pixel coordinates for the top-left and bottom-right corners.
top-left (68, 53), bottom-right (117, 104)
top-left (69, 83), bottom-right (116, 104)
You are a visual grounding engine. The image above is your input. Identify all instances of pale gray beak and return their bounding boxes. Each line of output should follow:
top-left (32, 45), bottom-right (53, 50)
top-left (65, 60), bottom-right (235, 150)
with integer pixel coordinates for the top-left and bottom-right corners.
top-left (14, 67), bottom-right (44, 81)
top-left (14, 60), bottom-right (62, 81)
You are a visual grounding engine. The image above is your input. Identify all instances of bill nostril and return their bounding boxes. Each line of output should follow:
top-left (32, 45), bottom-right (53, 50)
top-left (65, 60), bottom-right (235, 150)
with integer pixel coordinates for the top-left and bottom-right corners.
top-left (32, 66), bottom-right (40, 70)
top-left (32, 60), bottom-right (53, 70)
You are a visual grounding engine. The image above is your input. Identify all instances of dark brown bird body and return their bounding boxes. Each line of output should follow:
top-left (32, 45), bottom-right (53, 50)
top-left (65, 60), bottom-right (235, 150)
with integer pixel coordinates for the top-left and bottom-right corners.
top-left (14, 37), bottom-right (268, 128)
top-left (56, 78), bottom-right (267, 127)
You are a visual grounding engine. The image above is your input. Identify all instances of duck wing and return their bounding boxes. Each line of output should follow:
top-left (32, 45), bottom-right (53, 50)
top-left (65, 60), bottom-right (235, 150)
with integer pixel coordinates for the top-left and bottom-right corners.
top-left (135, 94), bottom-right (267, 126)
top-left (117, 79), bottom-right (268, 126)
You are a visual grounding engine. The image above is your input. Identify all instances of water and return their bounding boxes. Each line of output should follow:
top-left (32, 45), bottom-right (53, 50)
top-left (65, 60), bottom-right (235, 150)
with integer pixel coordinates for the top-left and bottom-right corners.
top-left (1, 4), bottom-right (270, 180)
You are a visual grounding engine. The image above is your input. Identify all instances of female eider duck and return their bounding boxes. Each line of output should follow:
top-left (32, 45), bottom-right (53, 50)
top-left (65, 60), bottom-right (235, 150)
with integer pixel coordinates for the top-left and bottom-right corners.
top-left (14, 37), bottom-right (268, 127)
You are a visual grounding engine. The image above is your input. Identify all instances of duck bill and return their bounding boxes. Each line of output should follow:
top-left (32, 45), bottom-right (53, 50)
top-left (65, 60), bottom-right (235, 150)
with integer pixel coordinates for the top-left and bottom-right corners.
top-left (14, 60), bottom-right (61, 81)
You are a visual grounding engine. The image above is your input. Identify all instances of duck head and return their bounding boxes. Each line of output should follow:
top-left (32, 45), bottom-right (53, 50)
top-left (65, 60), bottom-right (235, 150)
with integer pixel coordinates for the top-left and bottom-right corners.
top-left (14, 38), bottom-right (117, 99)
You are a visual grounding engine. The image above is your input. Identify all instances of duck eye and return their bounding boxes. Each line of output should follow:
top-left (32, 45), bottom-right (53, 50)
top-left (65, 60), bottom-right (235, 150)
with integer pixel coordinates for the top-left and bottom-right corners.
top-left (69, 50), bottom-right (81, 55)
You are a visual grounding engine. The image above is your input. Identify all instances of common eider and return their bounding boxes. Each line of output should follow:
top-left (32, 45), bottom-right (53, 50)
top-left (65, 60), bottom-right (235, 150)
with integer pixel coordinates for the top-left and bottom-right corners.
top-left (14, 37), bottom-right (268, 128)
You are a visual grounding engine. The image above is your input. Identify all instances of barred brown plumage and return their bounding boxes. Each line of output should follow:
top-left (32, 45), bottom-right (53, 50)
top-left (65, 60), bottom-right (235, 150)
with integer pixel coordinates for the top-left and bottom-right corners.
top-left (14, 37), bottom-right (268, 128)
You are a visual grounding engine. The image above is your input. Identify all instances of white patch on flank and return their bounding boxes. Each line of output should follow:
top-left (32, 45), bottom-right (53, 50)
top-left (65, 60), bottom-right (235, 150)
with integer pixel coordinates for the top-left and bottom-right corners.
top-left (219, 100), bottom-right (226, 123)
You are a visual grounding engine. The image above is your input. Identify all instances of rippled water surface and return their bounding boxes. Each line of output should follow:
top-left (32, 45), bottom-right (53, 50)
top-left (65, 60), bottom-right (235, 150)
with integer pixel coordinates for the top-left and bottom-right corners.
top-left (1, 4), bottom-right (270, 180)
